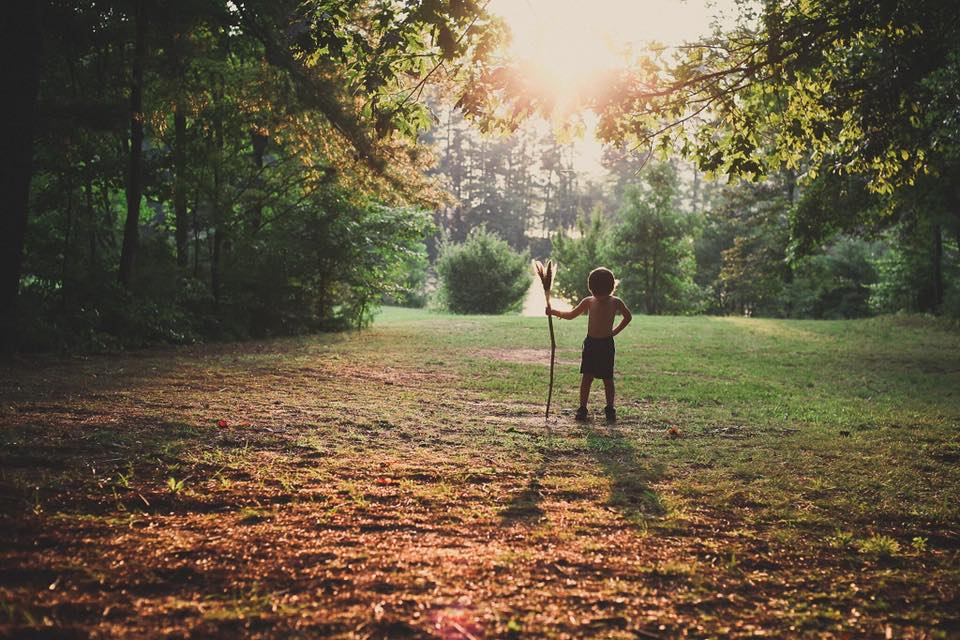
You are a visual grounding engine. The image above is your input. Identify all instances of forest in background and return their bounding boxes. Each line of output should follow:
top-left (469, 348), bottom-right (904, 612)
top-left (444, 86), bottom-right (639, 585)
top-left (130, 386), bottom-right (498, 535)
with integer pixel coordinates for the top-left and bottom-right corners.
top-left (3, 0), bottom-right (959, 353)
top-left (426, 107), bottom-right (960, 319)
top-left (4, 0), bottom-right (504, 351)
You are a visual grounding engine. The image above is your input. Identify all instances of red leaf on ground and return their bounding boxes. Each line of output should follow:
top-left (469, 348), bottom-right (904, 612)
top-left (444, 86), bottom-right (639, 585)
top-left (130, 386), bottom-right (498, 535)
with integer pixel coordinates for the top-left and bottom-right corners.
top-left (216, 419), bottom-right (229, 428)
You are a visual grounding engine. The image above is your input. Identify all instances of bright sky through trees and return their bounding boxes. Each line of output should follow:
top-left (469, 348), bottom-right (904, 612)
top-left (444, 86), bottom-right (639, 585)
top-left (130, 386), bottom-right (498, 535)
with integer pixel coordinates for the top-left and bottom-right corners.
top-left (488, 0), bottom-right (739, 175)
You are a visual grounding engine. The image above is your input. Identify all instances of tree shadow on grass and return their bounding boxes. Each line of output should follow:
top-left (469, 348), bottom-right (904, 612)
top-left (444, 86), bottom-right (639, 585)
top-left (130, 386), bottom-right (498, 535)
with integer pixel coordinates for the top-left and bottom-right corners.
top-left (0, 416), bottom-right (296, 520)
top-left (499, 418), bottom-right (667, 527)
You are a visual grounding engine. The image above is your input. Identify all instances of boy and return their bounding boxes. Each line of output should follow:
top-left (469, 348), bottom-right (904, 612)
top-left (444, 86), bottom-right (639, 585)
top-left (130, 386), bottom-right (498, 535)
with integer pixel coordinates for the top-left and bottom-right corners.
top-left (546, 267), bottom-right (632, 422)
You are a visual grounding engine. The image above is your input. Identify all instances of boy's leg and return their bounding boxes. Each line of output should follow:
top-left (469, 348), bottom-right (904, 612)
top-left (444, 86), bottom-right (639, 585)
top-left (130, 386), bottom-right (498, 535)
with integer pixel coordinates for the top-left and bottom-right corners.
top-left (579, 374), bottom-right (594, 408)
top-left (602, 378), bottom-right (614, 407)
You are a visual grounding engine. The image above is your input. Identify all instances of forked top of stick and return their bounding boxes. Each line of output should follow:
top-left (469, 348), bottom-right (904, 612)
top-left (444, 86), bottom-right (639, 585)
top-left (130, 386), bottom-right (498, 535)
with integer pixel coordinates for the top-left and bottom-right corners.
top-left (534, 260), bottom-right (554, 304)
top-left (534, 260), bottom-right (553, 291)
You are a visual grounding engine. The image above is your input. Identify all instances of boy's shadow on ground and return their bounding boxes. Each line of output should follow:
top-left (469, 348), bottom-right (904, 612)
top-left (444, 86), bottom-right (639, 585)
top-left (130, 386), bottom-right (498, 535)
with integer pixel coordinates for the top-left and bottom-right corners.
top-left (500, 416), bottom-right (666, 525)
top-left (584, 420), bottom-right (667, 522)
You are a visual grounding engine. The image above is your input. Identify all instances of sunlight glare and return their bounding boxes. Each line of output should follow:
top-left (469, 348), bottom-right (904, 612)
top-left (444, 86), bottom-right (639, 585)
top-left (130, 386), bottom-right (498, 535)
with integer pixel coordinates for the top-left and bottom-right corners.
top-left (489, 0), bottom-right (738, 174)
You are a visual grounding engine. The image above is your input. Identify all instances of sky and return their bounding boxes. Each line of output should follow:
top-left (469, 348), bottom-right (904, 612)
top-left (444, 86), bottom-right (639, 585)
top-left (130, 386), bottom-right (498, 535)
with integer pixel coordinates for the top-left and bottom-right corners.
top-left (486, 0), bottom-right (740, 176)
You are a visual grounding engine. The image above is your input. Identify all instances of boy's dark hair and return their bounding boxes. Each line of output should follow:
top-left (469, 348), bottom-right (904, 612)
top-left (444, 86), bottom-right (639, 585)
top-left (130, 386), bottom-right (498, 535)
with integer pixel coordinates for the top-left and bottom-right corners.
top-left (588, 267), bottom-right (616, 296)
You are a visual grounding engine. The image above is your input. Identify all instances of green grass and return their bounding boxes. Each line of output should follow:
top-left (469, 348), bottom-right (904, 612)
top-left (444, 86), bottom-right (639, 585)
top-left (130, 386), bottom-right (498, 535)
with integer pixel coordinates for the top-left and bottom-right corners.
top-left (1, 307), bottom-right (957, 637)
top-left (376, 307), bottom-right (960, 523)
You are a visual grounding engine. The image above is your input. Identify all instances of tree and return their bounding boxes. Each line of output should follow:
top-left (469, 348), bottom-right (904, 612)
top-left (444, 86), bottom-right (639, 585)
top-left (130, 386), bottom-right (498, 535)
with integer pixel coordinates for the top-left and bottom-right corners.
top-left (607, 163), bottom-right (698, 315)
top-left (425, 103), bottom-right (593, 253)
top-left (463, 0), bottom-right (959, 316)
top-left (869, 222), bottom-right (960, 316)
top-left (13, 0), bottom-right (508, 350)
top-left (782, 236), bottom-right (880, 319)
top-left (117, 0), bottom-right (148, 288)
top-left (552, 206), bottom-right (608, 303)
top-left (609, 0), bottom-right (959, 315)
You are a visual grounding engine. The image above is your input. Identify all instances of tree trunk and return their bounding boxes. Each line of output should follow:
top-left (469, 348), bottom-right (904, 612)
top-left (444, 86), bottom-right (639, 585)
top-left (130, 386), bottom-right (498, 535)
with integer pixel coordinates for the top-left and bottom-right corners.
top-left (0, 1), bottom-right (42, 352)
top-left (84, 180), bottom-right (97, 268)
top-left (210, 77), bottom-right (224, 303)
top-left (170, 31), bottom-right (189, 268)
top-left (61, 188), bottom-right (75, 311)
top-left (174, 108), bottom-right (189, 267)
top-left (211, 229), bottom-right (223, 302)
top-left (692, 164), bottom-right (700, 213)
top-left (953, 186), bottom-right (960, 254)
top-left (650, 235), bottom-right (661, 315)
top-left (118, 0), bottom-right (147, 288)
top-left (785, 168), bottom-right (797, 205)
top-left (932, 222), bottom-right (943, 312)
top-left (250, 127), bottom-right (268, 230)
top-left (193, 204), bottom-right (201, 278)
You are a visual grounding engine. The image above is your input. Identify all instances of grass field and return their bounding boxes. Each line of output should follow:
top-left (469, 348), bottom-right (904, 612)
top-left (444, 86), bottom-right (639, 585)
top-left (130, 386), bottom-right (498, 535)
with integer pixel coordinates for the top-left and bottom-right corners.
top-left (1, 308), bottom-right (958, 638)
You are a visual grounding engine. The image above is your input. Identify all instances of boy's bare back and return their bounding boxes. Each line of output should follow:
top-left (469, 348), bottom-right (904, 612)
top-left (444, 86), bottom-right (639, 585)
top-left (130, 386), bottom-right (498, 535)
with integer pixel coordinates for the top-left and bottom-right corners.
top-left (584, 295), bottom-right (623, 338)
top-left (555, 295), bottom-right (632, 338)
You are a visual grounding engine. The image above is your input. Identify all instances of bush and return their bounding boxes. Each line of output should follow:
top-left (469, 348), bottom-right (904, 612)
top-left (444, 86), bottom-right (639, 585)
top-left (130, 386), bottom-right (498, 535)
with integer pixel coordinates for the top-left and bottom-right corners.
top-left (436, 227), bottom-right (531, 314)
top-left (382, 248), bottom-right (430, 308)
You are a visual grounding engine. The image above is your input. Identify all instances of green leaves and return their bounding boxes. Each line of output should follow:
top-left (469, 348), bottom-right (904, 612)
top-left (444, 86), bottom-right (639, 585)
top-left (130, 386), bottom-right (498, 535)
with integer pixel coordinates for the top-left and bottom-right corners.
top-left (584, 0), bottom-right (960, 203)
top-left (437, 227), bottom-right (531, 314)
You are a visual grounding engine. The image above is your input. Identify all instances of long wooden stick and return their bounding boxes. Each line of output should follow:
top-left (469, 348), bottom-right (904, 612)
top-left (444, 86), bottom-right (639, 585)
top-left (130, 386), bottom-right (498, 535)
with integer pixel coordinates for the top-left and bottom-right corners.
top-left (534, 260), bottom-right (557, 421)
top-left (546, 312), bottom-right (556, 420)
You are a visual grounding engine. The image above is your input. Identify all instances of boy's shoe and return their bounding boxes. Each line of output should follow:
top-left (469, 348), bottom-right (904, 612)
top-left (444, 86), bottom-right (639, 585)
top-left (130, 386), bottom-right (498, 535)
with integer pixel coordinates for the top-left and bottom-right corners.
top-left (604, 405), bottom-right (617, 422)
top-left (574, 406), bottom-right (589, 422)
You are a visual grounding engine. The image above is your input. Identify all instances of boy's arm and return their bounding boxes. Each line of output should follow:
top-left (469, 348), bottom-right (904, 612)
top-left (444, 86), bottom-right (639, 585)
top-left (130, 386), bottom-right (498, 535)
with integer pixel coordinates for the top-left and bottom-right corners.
top-left (611, 298), bottom-right (633, 336)
top-left (548, 298), bottom-right (589, 320)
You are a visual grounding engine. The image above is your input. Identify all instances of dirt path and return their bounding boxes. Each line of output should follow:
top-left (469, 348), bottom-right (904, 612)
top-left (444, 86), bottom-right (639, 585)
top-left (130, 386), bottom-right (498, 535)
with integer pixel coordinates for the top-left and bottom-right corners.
top-left (521, 278), bottom-right (572, 317)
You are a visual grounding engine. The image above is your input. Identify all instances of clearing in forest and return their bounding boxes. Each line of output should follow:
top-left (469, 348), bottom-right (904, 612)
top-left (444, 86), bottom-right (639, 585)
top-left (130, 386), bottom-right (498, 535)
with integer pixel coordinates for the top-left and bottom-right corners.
top-left (1, 308), bottom-right (958, 638)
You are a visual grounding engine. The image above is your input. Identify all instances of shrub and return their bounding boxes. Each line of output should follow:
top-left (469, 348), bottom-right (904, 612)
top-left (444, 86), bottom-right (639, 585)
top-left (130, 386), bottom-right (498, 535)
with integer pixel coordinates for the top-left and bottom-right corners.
top-left (436, 227), bottom-right (531, 314)
top-left (911, 536), bottom-right (928, 553)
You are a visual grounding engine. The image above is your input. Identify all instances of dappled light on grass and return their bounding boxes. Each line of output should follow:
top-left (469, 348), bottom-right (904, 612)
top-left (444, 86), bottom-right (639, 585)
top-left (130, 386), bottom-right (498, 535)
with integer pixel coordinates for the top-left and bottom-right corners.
top-left (0, 311), bottom-right (958, 636)
top-left (711, 315), bottom-right (834, 342)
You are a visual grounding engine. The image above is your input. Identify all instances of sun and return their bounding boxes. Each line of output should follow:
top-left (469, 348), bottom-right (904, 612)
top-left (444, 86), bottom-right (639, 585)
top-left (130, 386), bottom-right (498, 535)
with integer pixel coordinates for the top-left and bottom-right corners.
top-left (494, 0), bottom-right (623, 109)
top-left (490, 0), bottom-right (733, 108)
top-left (487, 0), bottom-right (737, 173)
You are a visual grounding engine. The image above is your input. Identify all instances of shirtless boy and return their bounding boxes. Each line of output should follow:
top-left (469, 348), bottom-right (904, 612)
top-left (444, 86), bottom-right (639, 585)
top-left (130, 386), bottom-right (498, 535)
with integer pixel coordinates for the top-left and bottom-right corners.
top-left (546, 267), bottom-right (632, 421)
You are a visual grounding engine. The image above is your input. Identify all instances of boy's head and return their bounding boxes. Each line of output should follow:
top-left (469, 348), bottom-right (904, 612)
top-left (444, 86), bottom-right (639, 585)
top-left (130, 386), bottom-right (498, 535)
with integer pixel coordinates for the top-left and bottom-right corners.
top-left (587, 267), bottom-right (616, 297)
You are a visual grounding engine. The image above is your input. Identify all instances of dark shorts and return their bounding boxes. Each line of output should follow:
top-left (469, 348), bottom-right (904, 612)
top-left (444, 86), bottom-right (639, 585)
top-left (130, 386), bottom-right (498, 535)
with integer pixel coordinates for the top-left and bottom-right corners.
top-left (580, 335), bottom-right (615, 380)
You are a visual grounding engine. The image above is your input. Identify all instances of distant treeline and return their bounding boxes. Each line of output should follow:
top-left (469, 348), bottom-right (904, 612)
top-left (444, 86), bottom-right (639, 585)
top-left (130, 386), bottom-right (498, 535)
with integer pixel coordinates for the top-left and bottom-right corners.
top-left (551, 162), bottom-right (960, 319)
top-left (428, 126), bottom-right (959, 319)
